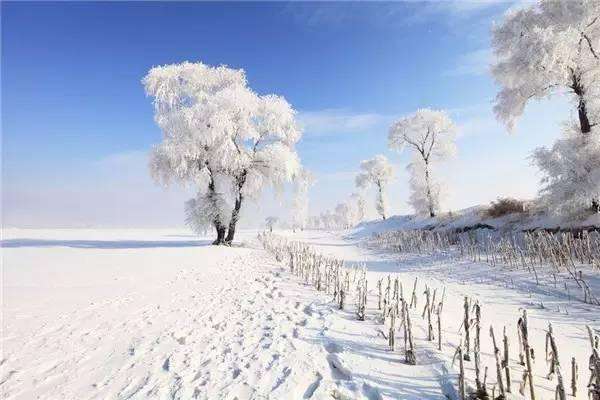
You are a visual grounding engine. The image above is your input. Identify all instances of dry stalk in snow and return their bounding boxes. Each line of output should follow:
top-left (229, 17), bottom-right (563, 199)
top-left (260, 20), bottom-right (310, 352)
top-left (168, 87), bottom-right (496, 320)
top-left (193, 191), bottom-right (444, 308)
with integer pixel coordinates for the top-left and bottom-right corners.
top-left (571, 357), bottom-right (578, 397)
top-left (490, 325), bottom-right (505, 399)
top-left (545, 323), bottom-right (566, 400)
top-left (437, 299), bottom-right (444, 351)
top-left (518, 310), bottom-right (536, 400)
top-left (356, 269), bottom-right (367, 321)
top-left (370, 229), bottom-right (600, 306)
top-left (502, 327), bottom-right (511, 393)
top-left (462, 296), bottom-right (472, 361)
top-left (388, 304), bottom-right (396, 351)
top-left (377, 278), bottom-right (382, 310)
top-left (410, 277), bottom-right (418, 309)
top-left (472, 302), bottom-right (486, 397)
top-left (588, 325), bottom-right (600, 400)
top-left (453, 343), bottom-right (466, 400)
top-left (423, 286), bottom-right (435, 341)
top-left (402, 299), bottom-right (416, 365)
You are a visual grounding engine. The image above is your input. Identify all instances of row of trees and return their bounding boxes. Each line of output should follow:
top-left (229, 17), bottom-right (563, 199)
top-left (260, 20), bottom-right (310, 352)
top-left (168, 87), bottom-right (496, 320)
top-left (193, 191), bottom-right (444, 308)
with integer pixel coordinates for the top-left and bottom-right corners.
top-left (143, 62), bottom-right (304, 244)
top-left (147, 1), bottom-right (599, 239)
top-left (309, 0), bottom-right (600, 226)
top-left (304, 192), bottom-right (367, 230)
top-left (309, 109), bottom-right (457, 227)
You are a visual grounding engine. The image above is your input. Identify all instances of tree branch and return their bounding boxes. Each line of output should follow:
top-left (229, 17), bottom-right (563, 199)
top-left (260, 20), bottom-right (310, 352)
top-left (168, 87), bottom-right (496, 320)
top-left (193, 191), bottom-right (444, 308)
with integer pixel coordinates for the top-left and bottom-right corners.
top-left (582, 33), bottom-right (599, 60)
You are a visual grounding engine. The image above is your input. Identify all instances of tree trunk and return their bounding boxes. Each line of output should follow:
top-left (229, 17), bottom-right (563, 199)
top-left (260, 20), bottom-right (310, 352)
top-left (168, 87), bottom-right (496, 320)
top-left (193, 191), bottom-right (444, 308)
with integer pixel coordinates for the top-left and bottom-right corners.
top-left (424, 159), bottom-right (435, 218)
top-left (213, 223), bottom-right (226, 245)
top-left (571, 74), bottom-right (597, 212)
top-left (225, 195), bottom-right (242, 244)
top-left (576, 96), bottom-right (599, 212)
top-left (377, 182), bottom-right (386, 220)
top-left (577, 96), bottom-right (591, 134)
top-left (225, 171), bottom-right (247, 244)
top-left (206, 168), bottom-right (226, 245)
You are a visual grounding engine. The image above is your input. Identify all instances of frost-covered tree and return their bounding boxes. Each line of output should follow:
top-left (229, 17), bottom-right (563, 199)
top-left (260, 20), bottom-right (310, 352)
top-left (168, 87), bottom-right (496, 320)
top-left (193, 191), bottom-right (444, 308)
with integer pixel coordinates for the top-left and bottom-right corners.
top-left (320, 210), bottom-right (337, 230)
top-left (143, 61), bottom-right (302, 244)
top-left (533, 123), bottom-right (600, 215)
top-left (307, 215), bottom-right (321, 230)
top-left (334, 202), bottom-right (352, 229)
top-left (355, 155), bottom-right (394, 220)
top-left (389, 109), bottom-right (456, 217)
top-left (492, 0), bottom-right (600, 213)
top-left (349, 192), bottom-right (367, 224)
top-left (143, 62), bottom-right (245, 244)
top-left (491, 0), bottom-right (600, 133)
top-left (265, 216), bottom-right (279, 232)
top-left (291, 169), bottom-right (315, 231)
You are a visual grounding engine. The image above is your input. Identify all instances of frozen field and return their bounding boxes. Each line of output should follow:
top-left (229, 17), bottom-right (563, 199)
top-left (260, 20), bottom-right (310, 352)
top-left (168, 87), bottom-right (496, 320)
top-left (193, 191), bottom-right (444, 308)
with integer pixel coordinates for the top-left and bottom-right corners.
top-left (1, 228), bottom-right (599, 399)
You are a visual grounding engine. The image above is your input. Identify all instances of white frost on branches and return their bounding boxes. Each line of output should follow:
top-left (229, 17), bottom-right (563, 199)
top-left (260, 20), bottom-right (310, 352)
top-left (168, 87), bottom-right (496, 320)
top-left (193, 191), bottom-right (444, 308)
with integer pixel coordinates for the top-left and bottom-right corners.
top-left (388, 109), bottom-right (456, 217)
top-left (185, 189), bottom-right (230, 235)
top-left (492, 0), bottom-right (600, 214)
top-left (533, 123), bottom-right (600, 215)
top-left (143, 61), bottom-right (303, 243)
top-left (355, 155), bottom-right (394, 220)
top-left (491, 0), bottom-right (600, 132)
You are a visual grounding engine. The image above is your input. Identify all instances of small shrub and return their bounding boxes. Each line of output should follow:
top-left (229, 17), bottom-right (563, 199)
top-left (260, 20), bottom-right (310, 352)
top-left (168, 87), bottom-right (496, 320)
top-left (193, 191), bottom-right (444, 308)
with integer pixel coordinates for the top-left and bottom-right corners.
top-left (487, 197), bottom-right (525, 218)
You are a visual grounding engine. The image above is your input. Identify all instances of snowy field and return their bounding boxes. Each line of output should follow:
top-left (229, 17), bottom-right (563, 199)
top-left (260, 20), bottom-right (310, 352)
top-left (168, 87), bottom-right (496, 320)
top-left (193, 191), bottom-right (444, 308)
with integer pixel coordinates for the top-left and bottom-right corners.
top-left (2, 228), bottom-right (599, 399)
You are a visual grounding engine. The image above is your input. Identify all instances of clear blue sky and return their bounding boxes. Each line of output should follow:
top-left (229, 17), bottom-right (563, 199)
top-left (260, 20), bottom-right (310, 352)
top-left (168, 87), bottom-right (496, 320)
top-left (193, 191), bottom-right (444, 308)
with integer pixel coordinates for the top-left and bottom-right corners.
top-left (2, 1), bottom-right (568, 227)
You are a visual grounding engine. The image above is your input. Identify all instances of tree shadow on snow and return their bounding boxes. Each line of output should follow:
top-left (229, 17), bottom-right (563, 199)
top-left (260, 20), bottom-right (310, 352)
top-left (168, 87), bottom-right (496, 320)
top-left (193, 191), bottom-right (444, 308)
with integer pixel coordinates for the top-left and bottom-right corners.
top-left (0, 238), bottom-right (212, 249)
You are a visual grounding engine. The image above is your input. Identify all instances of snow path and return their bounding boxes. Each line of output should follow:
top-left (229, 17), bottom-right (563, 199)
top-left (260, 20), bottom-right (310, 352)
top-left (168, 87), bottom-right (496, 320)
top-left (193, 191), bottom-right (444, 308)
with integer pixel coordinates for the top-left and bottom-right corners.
top-left (2, 228), bottom-right (598, 399)
top-left (2, 229), bottom-right (338, 399)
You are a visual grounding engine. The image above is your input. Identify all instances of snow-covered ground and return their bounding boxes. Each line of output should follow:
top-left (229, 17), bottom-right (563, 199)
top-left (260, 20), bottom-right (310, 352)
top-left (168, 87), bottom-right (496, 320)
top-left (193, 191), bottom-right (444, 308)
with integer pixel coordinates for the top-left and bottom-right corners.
top-left (352, 206), bottom-right (600, 239)
top-left (2, 228), bottom-right (598, 399)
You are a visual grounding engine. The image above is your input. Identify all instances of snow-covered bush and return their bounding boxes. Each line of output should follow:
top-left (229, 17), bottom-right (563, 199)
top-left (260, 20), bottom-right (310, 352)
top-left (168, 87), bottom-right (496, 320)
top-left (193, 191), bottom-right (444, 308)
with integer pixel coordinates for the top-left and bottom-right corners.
top-left (487, 197), bottom-right (526, 218)
top-left (388, 109), bottom-right (456, 217)
top-left (355, 155), bottom-right (394, 220)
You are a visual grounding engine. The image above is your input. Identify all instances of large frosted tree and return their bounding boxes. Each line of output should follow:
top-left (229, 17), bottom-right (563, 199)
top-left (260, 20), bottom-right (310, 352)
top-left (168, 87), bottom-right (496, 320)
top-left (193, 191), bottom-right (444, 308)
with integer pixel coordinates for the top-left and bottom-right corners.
top-left (492, 0), bottom-right (600, 213)
top-left (388, 109), bottom-right (456, 217)
top-left (143, 61), bottom-right (302, 244)
top-left (144, 62), bottom-right (244, 244)
top-left (355, 155), bottom-right (394, 220)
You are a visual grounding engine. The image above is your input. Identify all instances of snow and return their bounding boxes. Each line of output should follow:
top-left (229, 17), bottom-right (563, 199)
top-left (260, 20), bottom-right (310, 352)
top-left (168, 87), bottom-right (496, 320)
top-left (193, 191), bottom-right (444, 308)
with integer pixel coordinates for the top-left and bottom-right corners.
top-left (351, 205), bottom-right (600, 239)
top-left (2, 227), bottom-right (598, 399)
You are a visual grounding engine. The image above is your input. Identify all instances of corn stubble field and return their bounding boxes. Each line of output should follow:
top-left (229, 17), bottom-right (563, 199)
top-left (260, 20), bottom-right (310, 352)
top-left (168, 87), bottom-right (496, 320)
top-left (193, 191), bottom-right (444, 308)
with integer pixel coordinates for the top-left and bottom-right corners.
top-left (260, 228), bottom-right (600, 400)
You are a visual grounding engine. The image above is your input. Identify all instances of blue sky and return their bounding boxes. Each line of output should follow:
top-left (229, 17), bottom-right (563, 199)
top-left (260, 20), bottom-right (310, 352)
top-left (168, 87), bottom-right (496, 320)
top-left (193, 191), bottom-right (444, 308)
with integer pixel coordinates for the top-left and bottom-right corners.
top-left (2, 1), bottom-right (569, 227)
